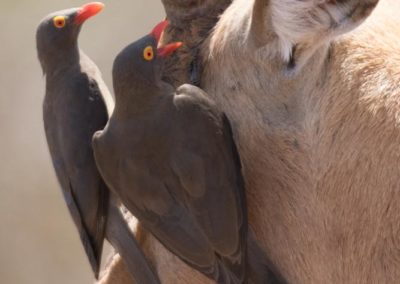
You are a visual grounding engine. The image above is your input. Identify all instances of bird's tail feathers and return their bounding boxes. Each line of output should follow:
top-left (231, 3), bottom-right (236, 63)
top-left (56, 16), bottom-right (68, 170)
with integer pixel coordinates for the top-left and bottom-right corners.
top-left (64, 182), bottom-right (103, 279)
top-left (106, 197), bottom-right (161, 284)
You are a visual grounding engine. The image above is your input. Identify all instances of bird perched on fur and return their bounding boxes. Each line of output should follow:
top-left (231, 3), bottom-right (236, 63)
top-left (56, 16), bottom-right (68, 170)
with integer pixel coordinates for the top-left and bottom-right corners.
top-left (93, 20), bottom-right (249, 284)
top-left (36, 4), bottom-right (159, 283)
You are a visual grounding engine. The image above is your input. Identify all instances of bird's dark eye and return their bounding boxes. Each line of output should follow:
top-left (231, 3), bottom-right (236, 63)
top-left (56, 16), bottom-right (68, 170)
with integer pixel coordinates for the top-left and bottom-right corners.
top-left (143, 46), bottom-right (154, 61)
top-left (53, 16), bottom-right (66, 29)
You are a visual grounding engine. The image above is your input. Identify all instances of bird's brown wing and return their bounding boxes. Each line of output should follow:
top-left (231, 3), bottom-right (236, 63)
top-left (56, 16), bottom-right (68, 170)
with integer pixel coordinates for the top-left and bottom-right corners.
top-left (92, 83), bottom-right (247, 283)
top-left (66, 178), bottom-right (108, 278)
top-left (43, 73), bottom-right (110, 278)
top-left (91, 139), bottom-right (220, 278)
top-left (171, 84), bottom-right (247, 282)
top-left (45, 142), bottom-right (108, 279)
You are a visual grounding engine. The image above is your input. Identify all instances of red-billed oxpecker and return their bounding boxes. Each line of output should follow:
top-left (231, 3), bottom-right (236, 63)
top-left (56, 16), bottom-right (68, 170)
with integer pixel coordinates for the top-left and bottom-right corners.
top-left (93, 21), bottom-right (249, 284)
top-left (36, 3), bottom-right (160, 283)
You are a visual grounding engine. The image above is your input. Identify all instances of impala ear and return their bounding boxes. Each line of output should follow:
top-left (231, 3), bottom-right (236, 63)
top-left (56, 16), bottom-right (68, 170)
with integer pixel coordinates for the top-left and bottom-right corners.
top-left (267, 0), bottom-right (380, 69)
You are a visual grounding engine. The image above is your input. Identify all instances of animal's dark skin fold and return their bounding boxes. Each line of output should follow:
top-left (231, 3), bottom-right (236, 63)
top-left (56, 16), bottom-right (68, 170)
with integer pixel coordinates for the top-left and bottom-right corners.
top-left (93, 23), bottom-right (251, 284)
top-left (37, 4), bottom-right (160, 283)
top-left (160, 0), bottom-right (233, 86)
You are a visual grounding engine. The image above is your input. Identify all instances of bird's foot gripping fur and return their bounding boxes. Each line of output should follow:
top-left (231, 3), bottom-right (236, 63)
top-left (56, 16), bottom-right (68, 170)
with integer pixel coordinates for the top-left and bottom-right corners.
top-left (267, 0), bottom-right (379, 69)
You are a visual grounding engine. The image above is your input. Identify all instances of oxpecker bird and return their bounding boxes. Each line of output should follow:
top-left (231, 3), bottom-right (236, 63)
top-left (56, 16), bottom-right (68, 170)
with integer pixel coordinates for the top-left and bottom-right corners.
top-left (93, 21), bottom-right (248, 283)
top-left (36, 4), bottom-right (160, 283)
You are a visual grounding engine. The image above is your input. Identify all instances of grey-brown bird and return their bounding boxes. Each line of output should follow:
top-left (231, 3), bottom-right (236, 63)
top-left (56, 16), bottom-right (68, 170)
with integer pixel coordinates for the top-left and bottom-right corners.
top-left (93, 21), bottom-right (248, 284)
top-left (36, 4), bottom-right (160, 283)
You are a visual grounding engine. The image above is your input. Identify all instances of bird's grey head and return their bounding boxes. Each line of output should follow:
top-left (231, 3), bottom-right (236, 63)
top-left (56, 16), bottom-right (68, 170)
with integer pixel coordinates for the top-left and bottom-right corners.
top-left (112, 20), bottom-right (182, 104)
top-left (36, 2), bottom-right (104, 74)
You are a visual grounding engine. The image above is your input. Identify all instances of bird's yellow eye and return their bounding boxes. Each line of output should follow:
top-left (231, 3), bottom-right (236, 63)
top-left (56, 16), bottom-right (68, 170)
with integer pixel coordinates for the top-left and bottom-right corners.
top-left (143, 46), bottom-right (154, 61)
top-left (53, 16), bottom-right (66, 29)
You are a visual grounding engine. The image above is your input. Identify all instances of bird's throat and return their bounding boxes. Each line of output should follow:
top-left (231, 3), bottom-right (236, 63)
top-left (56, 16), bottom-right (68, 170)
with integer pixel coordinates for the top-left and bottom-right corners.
top-left (41, 45), bottom-right (80, 76)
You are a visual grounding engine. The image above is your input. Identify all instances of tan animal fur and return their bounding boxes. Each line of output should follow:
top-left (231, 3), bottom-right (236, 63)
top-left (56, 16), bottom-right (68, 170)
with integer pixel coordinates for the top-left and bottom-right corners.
top-left (99, 0), bottom-right (400, 283)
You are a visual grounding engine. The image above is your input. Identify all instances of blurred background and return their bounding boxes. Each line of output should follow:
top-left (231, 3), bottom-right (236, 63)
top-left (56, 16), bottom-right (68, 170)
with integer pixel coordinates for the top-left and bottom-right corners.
top-left (0, 1), bottom-right (164, 283)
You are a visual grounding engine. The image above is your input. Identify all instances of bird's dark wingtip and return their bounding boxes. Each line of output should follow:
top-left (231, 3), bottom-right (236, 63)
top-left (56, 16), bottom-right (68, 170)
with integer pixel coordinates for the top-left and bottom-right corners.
top-left (79, 228), bottom-right (103, 279)
top-left (65, 183), bottom-right (105, 280)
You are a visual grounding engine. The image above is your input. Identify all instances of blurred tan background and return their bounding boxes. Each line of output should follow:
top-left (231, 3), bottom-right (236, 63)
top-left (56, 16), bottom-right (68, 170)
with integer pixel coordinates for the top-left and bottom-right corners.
top-left (0, 1), bottom-right (164, 283)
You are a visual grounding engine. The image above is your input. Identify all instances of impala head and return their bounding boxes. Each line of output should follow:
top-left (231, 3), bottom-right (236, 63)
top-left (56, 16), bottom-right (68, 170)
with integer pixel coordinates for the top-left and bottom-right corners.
top-left (253, 0), bottom-right (380, 71)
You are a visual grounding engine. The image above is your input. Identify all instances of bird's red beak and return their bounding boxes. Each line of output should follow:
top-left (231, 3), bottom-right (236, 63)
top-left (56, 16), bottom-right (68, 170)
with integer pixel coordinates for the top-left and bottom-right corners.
top-left (151, 20), bottom-right (169, 44)
top-left (74, 2), bottom-right (104, 25)
top-left (151, 20), bottom-right (183, 57)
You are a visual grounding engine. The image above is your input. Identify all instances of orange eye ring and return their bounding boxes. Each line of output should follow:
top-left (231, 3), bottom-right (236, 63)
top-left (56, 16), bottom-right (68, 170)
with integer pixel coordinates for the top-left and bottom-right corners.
top-left (143, 46), bottom-right (154, 61)
top-left (53, 16), bottom-right (66, 29)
